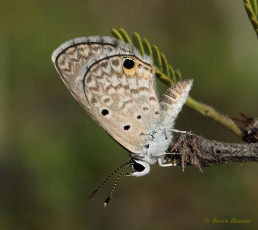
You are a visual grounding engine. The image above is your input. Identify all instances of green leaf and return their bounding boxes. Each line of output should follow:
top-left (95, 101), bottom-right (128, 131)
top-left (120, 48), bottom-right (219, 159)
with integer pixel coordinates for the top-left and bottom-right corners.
top-left (156, 69), bottom-right (173, 86)
top-left (111, 28), bottom-right (124, 41)
top-left (132, 32), bottom-right (144, 55)
top-left (161, 53), bottom-right (170, 78)
top-left (175, 70), bottom-right (182, 81)
top-left (169, 65), bottom-right (176, 82)
top-left (243, 0), bottom-right (258, 37)
top-left (142, 38), bottom-right (153, 59)
top-left (152, 45), bottom-right (162, 70)
top-left (118, 28), bottom-right (132, 44)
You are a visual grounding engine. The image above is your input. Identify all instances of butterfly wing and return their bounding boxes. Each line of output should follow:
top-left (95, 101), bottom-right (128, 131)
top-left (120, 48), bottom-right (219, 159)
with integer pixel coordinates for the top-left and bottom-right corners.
top-left (160, 79), bottom-right (193, 128)
top-left (52, 36), bottom-right (161, 154)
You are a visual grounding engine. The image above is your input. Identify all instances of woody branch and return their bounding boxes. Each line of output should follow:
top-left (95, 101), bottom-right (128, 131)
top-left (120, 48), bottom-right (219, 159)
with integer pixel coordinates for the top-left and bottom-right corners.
top-left (167, 133), bottom-right (258, 170)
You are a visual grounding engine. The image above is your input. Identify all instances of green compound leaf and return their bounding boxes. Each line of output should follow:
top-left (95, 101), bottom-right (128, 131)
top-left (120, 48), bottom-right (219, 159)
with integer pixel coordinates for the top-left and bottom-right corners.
top-left (243, 0), bottom-right (258, 37)
top-left (110, 28), bottom-right (244, 137)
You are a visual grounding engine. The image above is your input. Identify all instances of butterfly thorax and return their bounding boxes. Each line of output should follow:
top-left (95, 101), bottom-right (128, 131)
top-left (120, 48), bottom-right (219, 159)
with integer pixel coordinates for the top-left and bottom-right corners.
top-left (131, 126), bottom-right (172, 165)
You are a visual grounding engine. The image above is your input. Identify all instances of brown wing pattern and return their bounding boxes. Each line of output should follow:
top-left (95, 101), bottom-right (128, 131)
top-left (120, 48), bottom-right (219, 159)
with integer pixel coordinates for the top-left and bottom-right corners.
top-left (52, 36), bottom-right (161, 153)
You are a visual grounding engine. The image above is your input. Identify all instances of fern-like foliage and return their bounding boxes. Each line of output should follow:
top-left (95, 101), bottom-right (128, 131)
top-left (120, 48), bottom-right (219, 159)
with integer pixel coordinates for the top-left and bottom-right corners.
top-left (111, 28), bottom-right (183, 86)
top-left (243, 0), bottom-right (258, 37)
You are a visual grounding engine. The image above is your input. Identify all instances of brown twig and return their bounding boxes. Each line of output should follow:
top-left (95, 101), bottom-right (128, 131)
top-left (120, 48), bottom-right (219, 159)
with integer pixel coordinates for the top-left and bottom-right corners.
top-left (166, 133), bottom-right (258, 170)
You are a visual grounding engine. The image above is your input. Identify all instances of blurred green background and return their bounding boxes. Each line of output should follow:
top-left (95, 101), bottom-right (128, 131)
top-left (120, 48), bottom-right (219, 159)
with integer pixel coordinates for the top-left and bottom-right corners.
top-left (0, 0), bottom-right (257, 229)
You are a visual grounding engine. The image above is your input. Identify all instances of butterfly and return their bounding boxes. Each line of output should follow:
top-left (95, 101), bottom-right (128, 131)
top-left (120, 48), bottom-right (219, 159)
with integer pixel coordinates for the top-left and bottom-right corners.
top-left (51, 36), bottom-right (192, 206)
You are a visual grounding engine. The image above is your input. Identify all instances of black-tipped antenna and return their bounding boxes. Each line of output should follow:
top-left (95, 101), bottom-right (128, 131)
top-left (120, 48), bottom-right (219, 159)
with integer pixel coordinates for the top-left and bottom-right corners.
top-left (103, 162), bottom-right (131, 207)
top-left (88, 161), bottom-right (131, 199)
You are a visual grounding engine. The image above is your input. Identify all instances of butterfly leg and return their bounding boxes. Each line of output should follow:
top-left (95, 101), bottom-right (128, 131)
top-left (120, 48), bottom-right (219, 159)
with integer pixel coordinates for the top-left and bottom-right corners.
top-left (167, 128), bottom-right (189, 134)
top-left (158, 158), bottom-right (173, 167)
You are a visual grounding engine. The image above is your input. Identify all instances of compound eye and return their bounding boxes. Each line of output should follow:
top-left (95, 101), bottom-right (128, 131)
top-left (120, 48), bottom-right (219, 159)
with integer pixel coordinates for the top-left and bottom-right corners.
top-left (131, 160), bottom-right (145, 172)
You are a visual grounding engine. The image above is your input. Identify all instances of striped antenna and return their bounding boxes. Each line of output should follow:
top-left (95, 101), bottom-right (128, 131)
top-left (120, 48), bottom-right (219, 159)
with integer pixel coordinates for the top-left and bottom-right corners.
top-left (103, 162), bottom-right (131, 207)
top-left (88, 161), bottom-right (132, 204)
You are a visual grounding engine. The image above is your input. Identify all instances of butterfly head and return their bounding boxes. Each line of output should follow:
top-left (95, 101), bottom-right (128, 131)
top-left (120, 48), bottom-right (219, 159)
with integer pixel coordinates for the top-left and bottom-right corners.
top-left (129, 158), bottom-right (150, 177)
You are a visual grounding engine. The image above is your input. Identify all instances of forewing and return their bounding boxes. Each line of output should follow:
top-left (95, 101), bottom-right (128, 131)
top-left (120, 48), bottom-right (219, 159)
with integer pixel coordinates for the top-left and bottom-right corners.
top-left (51, 36), bottom-right (160, 153)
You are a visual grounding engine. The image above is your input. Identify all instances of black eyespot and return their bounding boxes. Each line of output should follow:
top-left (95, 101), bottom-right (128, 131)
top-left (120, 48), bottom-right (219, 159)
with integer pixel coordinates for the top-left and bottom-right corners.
top-left (145, 144), bottom-right (149, 149)
top-left (137, 115), bottom-right (141, 119)
top-left (155, 111), bottom-right (159, 115)
top-left (124, 125), bottom-right (130, 130)
top-left (122, 57), bottom-right (135, 69)
top-left (101, 109), bottom-right (109, 116)
top-left (132, 160), bottom-right (145, 172)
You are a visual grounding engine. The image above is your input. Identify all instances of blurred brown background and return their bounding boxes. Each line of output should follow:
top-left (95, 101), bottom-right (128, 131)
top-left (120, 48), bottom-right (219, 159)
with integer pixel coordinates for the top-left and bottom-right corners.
top-left (0, 0), bottom-right (257, 229)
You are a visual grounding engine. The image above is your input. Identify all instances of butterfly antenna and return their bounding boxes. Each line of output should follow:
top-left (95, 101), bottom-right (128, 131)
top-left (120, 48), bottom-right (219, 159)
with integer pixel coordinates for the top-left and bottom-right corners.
top-left (103, 162), bottom-right (131, 207)
top-left (88, 161), bottom-right (131, 199)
